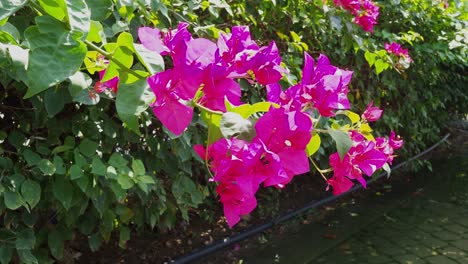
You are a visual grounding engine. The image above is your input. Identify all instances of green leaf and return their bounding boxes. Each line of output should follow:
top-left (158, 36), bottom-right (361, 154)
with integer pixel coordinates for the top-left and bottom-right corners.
top-left (118, 226), bottom-right (130, 249)
top-left (200, 111), bottom-right (223, 145)
top-left (44, 88), bottom-right (65, 117)
top-left (85, 0), bottom-right (112, 21)
top-left (4, 190), bottom-right (23, 210)
top-left (21, 180), bottom-right (41, 209)
top-left (117, 174), bottom-right (134, 189)
top-left (225, 101), bottom-right (273, 118)
top-left (102, 32), bottom-right (134, 82)
top-left (38, 0), bottom-right (67, 21)
top-left (15, 228), bottom-right (35, 250)
top-left (336, 110), bottom-right (361, 124)
top-left (52, 177), bottom-right (74, 210)
top-left (0, 24), bottom-right (18, 44)
top-left (17, 249), bottom-right (38, 264)
top-left (78, 139), bottom-right (98, 157)
top-left (88, 233), bottom-right (102, 252)
top-left (0, 0), bottom-right (28, 21)
top-left (48, 230), bottom-right (64, 260)
top-left (328, 130), bottom-right (352, 160)
top-left (24, 16), bottom-right (87, 98)
top-left (306, 133), bottom-right (321, 156)
top-left (109, 153), bottom-right (127, 168)
top-left (70, 164), bottom-right (83, 180)
top-left (38, 159), bottom-right (56, 176)
top-left (86, 20), bottom-right (104, 43)
top-left (53, 156), bottom-right (66, 175)
top-left (65, 0), bottom-right (91, 40)
top-left (131, 159), bottom-right (145, 176)
top-left (220, 112), bottom-right (255, 141)
top-left (67, 71), bottom-right (96, 104)
top-left (115, 79), bottom-right (154, 134)
top-left (91, 157), bottom-right (106, 176)
top-left (0, 246), bottom-right (13, 264)
top-left (364, 50), bottom-right (377, 67)
top-left (75, 175), bottom-right (89, 192)
top-left (137, 175), bottom-right (155, 184)
top-left (74, 149), bottom-right (87, 167)
top-left (134, 43), bottom-right (165, 74)
top-left (23, 149), bottom-right (41, 166)
top-left (375, 59), bottom-right (389, 75)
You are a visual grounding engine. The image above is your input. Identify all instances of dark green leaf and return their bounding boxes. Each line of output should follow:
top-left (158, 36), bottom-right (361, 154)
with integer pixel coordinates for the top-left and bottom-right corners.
top-left (116, 79), bottom-right (153, 134)
top-left (21, 180), bottom-right (41, 209)
top-left (17, 249), bottom-right (38, 264)
top-left (109, 153), bottom-right (127, 168)
top-left (38, 159), bottom-right (56, 176)
top-left (24, 16), bottom-right (87, 98)
top-left (78, 139), bottom-right (98, 157)
top-left (91, 157), bottom-right (106, 176)
top-left (88, 233), bottom-right (102, 252)
top-left (65, 0), bottom-right (91, 40)
top-left (0, 246), bottom-right (13, 264)
top-left (85, 0), bottom-right (112, 21)
top-left (53, 156), bottom-right (66, 175)
top-left (70, 164), bottom-right (83, 180)
top-left (4, 190), bottom-right (23, 210)
top-left (220, 112), bottom-right (255, 141)
top-left (118, 226), bottom-right (130, 249)
top-left (328, 130), bottom-right (352, 160)
top-left (0, 0), bottom-right (28, 21)
top-left (44, 88), bottom-right (65, 117)
top-left (15, 228), bottom-right (35, 250)
top-left (48, 230), bottom-right (64, 260)
top-left (23, 149), bottom-right (41, 166)
top-left (52, 177), bottom-right (74, 210)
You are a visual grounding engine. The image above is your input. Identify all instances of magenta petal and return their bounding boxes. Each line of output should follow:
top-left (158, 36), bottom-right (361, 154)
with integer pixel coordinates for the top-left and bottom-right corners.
top-left (278, 149), bottom-right (309, 177)
top-left (186, 38), bottom-right (217, 67)
top-left (138, 27), bottom-right (168, 54)
top-left (152, 100), bottom-right (193, 136)
top-left (327, 175), bottom-right (354, 195)
top-left (356, 149), bottom-right (387, 176)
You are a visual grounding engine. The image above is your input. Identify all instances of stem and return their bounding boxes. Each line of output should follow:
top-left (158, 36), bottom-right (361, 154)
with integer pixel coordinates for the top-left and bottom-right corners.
top-left (309, 157), bottom-right (329, 182)
top-left (205, 113), bottom-right (215, 179)
top-left (194, 102), bottom-right (224, 115)
top-left (84, 40), bottom-right (147, 80)
top-left (314, 116), bottom-right (321, 129)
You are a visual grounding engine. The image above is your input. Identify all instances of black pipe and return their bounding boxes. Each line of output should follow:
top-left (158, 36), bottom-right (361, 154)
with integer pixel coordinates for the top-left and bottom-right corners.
top-left (173, 133), bottom-right (451, 264)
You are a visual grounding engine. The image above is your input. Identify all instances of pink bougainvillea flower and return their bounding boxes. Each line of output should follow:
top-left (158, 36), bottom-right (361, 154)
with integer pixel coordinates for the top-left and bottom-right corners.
top-left (326, 174), bottom-right (354, 195)
top-left (250, 41), bottom-right (285, 85)
top-left (198, 64), bottom-right (242, 111)
top-left (147, 69), bottom-right (195, 135)
top-left (217, 181), bottom-right (257, 227)
top-left (333, 0), bottom-right (379, 33)
top-left (328, 137), bottom-right (387, 193)
top-left (94, 69), bottom-right (119, 93)
top-left (252, 107), bottom-right (313, 187)
top-left (362, 101), bottom-right (383, 122)
top-left (138, 27), bottom-right (170, 55)
top-left (389, 131), bottom-right (404, 149)
top-left (353, 0), bottom-right (380, 33)
top-left (385, 42), bottom-right (412, 64)
top-left (216, 26), bottom-right (259, 77)
top-left (275, 53), bottom-right (352, 116)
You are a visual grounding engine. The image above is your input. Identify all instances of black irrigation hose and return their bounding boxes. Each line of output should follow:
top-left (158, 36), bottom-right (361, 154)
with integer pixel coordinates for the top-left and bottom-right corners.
top-left (173, 133), bottom-right (451, 264)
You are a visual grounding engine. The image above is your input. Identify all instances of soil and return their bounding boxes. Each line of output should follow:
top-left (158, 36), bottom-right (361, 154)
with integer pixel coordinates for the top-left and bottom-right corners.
top-left (70, 127), bottom-right (468, 264)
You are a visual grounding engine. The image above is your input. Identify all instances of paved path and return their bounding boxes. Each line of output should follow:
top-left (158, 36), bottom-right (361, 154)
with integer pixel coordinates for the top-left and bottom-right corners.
top-left (314, 155), bottom-right (468, 264)
top-left (246, 149), bottom-right (468, 264)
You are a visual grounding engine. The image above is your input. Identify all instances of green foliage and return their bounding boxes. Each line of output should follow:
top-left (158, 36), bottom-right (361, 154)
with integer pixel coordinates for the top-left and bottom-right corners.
top-left (0, 0), bottom-right (466, 261)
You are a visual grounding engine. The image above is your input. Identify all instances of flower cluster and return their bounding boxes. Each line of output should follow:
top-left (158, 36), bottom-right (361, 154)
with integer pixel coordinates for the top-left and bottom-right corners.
top-left (385, 42), bottom-right (413, 71)
top-left (194, 107), bottom-right (312, 226)
top-left (327, 130), bottom-right (403, 195)
top-left (139, 23), bottom-right (284, 135)
top-left (138, 23), bottom-right (404, 227)
top-left (333, 0), bottom-right (380, 32)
